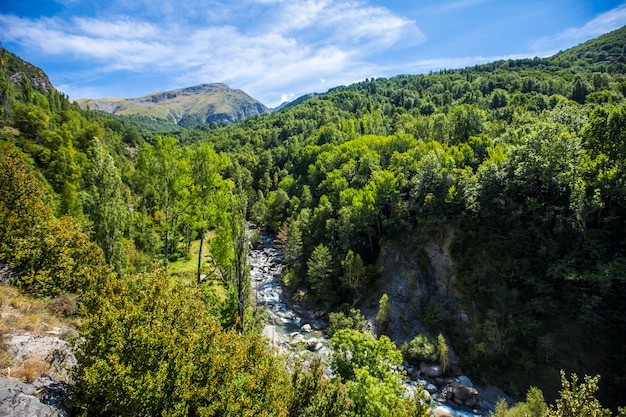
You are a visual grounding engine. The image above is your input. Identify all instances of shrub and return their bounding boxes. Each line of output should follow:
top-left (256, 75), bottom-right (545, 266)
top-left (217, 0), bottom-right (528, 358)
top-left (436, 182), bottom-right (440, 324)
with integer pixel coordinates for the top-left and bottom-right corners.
top-left (327, 308), bottom-right (368, 337)
top-left (71, 269), bottom-right (292, 416)
top-left (401, 333), bottom-right (438, 365)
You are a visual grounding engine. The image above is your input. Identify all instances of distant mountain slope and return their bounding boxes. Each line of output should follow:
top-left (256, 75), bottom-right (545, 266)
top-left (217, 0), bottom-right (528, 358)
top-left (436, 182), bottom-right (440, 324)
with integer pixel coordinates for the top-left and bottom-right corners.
top-left (273, 93), bottom-right (320, 111)
top-left (76, 83), bottom-right (270, 128)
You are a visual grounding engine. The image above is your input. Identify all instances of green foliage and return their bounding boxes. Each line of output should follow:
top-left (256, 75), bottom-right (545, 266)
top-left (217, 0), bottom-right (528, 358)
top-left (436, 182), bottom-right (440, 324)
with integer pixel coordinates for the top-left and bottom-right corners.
top-left (329, 328), bottom-right (402, 382)
top-left (491, 373), bottom-right (625, 417)
top-left (82, 138), bottom-right (127, 272)
top-left (327, 308), bottom-right (368, 337)
top-left (288, 357), bottom-right (352, 417)
top-left (0, 145), bottom-right (109, 297)
top-left (307, 243), bottom-right (334, 300)
top-left (15, 215), bottom-right (110, 297)
top-left (401, 333), bottom-right (438, 365)
top-left (340, 249), bottom-right (366, 297)
top-left (329, 329), bottom-right (429, 417)
top-left (72, 269), bottom-right (292, 416)
top-left (548, 371), bottom-right (611, 417)
top-left (376, 293), bottom-right (391, 335)
top-left (347, 366), bottom-right (429, 417)
top-left (437, 333), bottom-right (449, 374)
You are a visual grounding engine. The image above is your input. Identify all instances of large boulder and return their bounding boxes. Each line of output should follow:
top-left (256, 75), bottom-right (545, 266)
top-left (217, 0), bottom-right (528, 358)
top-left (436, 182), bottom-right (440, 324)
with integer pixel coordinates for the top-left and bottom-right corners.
top-left (431, 405), bottom-right (453, 417)
top-left (0, 377), bottom-right (69, 417)
top-left (456, 375), bottom-right (473, 387)
top-left (305, 339), bottom-right (323, 352)
top-left (420, 362), bottom-right (442, 378)
top-left (446, 382), bottom-right (479, 406)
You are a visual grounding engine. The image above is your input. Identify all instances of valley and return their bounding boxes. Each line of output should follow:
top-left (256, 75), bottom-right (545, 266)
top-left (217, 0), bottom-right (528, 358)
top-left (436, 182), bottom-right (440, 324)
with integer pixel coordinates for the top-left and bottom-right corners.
top-left (0, 25), bottom-right (625, 416)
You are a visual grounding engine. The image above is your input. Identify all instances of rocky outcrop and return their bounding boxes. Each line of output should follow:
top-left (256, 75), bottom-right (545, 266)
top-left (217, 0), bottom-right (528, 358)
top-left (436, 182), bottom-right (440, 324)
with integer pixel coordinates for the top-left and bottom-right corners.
top-left (420, 363), bottom-right (443, 378)
top-left (423, 224), bottom-right (458, 298)
top-left (1, 326), bottom-right (77, 416)
top-left (0, 377), bottom-right (69, 417)
top-left (3, 48), bottom-right (56, 94)
top-left (6, 334), bottom-right (76, 383)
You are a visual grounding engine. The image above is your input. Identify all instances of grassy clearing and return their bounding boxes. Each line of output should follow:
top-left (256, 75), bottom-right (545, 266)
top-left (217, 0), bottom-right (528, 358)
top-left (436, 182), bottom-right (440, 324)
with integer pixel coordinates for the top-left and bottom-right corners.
top-left (168, 235), bottom-right (229, 302)
top-left (168, 238), bottom-right (211, 280)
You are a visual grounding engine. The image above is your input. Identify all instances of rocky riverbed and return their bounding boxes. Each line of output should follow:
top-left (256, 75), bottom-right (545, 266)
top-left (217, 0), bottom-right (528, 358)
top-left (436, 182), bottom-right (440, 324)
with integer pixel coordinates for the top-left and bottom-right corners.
top-left (251, 234), bottom-right (329, 358)
top-left (249, 232), bottom-right (511, 417)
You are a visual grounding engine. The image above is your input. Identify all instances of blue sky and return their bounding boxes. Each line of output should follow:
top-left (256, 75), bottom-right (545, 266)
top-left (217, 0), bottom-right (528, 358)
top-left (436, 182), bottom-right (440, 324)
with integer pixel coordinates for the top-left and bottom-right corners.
top-left (1, 0), bottom-right (625, 107)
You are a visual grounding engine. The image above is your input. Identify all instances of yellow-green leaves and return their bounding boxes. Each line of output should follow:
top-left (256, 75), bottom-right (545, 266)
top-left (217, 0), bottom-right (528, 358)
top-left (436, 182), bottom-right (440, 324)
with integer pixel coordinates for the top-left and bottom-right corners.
top-left (72, 269), bottom-right (292, 416)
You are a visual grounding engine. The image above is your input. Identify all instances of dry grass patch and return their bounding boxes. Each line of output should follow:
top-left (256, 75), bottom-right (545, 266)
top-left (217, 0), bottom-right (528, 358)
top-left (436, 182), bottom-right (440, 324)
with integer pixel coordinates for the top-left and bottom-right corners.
top-left (0, 285), bottom-right (79, 335)
top-left (10, 357), bottom-right (49, 383)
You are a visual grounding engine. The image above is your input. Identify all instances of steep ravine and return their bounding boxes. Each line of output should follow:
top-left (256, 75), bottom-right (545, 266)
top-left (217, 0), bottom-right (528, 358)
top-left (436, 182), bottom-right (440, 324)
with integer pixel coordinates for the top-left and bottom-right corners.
top-left (250, 231), bottom-right (511, 416)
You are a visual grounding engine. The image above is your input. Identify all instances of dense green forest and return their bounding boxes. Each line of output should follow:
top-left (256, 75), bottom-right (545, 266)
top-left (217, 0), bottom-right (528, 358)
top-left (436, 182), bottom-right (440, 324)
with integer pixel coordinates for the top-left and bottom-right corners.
top-left (1, 26), bottom-right (626, 415)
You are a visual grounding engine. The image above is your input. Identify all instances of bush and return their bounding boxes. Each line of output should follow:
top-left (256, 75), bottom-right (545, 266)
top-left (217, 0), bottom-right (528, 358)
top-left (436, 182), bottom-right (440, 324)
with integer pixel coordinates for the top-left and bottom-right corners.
top-left (0, 146), bottom-right (109, 299)
top-left (401, 333), bottom-right (438, 365)
top-left (327, 308), bottom-right (368, 337)
top-left (71, 269), bottom-right (292, 416)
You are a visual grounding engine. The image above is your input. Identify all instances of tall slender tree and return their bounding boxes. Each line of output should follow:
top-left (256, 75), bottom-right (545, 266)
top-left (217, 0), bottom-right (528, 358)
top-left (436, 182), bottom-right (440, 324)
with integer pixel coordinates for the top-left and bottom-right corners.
top-left (83, 138), bottom-right (127, 272)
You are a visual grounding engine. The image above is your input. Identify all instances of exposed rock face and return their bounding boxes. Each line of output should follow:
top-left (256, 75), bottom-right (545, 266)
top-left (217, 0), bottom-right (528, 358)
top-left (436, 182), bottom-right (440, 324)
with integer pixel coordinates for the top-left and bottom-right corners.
top-left (423, 224), bottom-right (458, 298)
top-left (3, 48), bottom-right (56, 94)
top-left (1, 328), bottom-right (77, 416)
top-left (364, 239), bottom-right (424, 343)
top-left (0, 377), bottom-right (69, 417)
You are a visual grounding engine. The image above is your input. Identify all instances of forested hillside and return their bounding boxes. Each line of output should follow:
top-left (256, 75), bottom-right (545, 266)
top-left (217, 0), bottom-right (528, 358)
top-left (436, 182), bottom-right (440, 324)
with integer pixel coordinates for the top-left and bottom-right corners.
top-left (1, 26), bottom-right (625, 415)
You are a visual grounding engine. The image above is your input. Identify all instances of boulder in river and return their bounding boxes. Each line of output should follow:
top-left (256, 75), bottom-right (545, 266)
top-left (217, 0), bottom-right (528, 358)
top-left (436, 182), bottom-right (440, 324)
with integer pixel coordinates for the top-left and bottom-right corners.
top-left (446, 382), bottom-right (479, 406)
top-left (456, 375), bottom-right (473, 387)
top-left (301, 323), bottom-right (312, 333)
top-left (431, 405), bottom-right (453, 417)
top-left (420, 362), bottom-right (442, 378)
top-left (306, 339), bottom-right (324, 351)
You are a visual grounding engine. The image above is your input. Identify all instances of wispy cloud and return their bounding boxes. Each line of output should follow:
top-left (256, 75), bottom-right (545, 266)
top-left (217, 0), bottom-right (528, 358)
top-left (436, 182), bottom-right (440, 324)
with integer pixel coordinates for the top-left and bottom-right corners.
top-left (416, 0), bottom-right (489, 15)
top-left (0, 0), bottom-right (423, 106)
top-left (532, 2), bottom-right (626, 53)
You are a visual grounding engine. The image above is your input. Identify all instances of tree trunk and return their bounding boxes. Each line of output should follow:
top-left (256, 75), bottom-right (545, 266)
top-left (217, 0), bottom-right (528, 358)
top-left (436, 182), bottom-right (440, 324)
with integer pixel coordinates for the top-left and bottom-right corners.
top-left (197, 228), bottom-right (204, 284)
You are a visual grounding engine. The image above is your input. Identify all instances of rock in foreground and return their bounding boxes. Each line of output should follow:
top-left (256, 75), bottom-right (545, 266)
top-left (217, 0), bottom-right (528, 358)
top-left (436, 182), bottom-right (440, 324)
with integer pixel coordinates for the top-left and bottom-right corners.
top-left (0, 377), bottom-right (69, 417)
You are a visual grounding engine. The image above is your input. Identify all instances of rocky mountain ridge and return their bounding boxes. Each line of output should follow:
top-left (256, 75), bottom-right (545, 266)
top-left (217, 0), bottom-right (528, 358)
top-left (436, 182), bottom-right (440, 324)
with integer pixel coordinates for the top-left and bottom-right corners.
top-left (76, 83), bottom-right (270, 127)
top-left (2, 48), bottom-right (55, 93)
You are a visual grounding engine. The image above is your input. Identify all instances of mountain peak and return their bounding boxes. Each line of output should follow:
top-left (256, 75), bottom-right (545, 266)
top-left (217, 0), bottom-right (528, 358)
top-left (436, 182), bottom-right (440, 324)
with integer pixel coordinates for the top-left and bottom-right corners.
top-left (76, 83), bottom-right (269, 127)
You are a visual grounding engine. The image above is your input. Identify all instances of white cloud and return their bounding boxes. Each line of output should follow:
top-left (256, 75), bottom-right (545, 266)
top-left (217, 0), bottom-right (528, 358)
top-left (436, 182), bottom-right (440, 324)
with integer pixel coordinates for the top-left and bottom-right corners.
top-left (533, 3), bottom-right (626, 53)
top-left (0, 0), bottom-right (424, 104)
top-left (415, 0), bottom-right (489, 15)
top-left (74, 17), bottom-right (158, 39)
